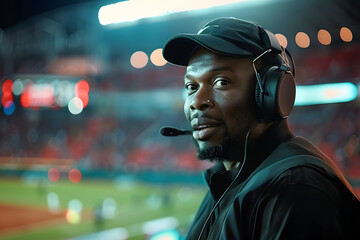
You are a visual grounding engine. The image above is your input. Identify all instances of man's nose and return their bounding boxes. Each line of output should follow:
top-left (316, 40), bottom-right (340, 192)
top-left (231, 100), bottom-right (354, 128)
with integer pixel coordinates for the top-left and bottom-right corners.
top-left (189, 87), bottom-right (214, 111)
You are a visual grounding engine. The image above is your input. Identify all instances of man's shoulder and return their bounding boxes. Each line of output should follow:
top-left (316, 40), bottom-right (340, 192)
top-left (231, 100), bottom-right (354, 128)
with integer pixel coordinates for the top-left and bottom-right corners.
top-left (255, 136), bottom-right (332, 176)
top-left (238, 137), bottom-right (359, 205)
top-left (241, 153), bottom-right (329, 193)
top-left (237, 137), bottom-right (346, 198)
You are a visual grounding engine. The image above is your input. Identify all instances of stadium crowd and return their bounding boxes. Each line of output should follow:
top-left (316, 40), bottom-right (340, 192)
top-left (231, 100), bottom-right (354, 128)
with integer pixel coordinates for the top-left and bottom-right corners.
top-left (0, 45), bottom-right (359, 179)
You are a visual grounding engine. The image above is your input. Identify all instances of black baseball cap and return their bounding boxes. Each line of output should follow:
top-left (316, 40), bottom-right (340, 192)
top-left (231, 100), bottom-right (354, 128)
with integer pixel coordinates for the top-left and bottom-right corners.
top-left (163, 17), bottom-right (283, 66)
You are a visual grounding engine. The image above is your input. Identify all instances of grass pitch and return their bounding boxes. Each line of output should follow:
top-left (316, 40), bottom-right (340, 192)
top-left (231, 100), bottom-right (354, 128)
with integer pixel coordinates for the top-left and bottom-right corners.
top-left (0, 176), bottom-right (207, 240)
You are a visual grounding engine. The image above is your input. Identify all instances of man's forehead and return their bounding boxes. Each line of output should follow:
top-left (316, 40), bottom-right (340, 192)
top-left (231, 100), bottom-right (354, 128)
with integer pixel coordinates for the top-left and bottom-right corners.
top-left (185, 55), bottom-right (222, 79)
top-left (188, 48), bottom-right (218, 64)
top-left (187, 53), bottom-right (214, 71)
top-left (185, 50), bottom-right (252, 77)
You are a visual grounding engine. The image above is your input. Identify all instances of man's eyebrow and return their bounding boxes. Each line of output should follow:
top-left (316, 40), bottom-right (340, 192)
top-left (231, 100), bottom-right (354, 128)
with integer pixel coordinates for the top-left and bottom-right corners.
top-left (208, 66), bottom-right (233, 72)
top-left (184, 66), bottom-right (233, 80)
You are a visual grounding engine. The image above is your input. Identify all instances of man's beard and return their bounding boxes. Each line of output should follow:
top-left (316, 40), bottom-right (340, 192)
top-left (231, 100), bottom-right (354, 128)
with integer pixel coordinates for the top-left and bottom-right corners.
top-left (193, 137), bottom-right (238, 162)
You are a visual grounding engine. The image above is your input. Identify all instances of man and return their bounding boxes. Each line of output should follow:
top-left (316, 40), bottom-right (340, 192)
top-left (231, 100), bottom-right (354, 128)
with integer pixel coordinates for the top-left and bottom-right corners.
top-left (162, 17), bottom-right (360, 239)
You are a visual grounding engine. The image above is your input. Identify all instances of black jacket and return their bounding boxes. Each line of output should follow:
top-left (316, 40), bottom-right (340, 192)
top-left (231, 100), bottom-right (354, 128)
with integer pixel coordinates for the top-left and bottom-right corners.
top-left (186, 122), bottom-right (360, 240)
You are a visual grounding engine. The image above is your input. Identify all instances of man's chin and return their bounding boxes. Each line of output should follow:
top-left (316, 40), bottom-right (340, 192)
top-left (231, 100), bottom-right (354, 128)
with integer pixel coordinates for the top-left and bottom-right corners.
top-left (193, 135), bottom-right (239, 162)
top-left (196, 144), bottom-right (227, 162)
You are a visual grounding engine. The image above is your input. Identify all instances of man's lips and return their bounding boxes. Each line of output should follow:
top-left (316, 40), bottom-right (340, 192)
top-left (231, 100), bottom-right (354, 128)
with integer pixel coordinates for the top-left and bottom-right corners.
top-left (191, 117), bottom-right (220, 141)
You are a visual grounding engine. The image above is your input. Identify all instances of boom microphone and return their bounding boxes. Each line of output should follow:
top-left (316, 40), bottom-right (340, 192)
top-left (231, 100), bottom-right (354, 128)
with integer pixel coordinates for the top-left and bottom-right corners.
top-left (160, 127), bottom-right (192, 137)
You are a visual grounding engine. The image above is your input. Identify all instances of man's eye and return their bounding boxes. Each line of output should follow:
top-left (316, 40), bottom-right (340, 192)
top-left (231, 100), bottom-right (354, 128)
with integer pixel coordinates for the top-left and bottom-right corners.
top-left (185, 84), bottom-right (197, 93)
top-left (213, 79), bottom-right (229, 88)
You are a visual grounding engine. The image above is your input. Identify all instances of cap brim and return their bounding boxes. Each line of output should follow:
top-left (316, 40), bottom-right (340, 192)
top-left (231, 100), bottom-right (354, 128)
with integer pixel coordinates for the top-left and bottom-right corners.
top-left (163, 34), bottom-right (253, 66)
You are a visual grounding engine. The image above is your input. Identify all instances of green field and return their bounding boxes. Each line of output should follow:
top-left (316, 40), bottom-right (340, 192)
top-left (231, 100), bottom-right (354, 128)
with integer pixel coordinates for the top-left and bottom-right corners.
top-left (0, 176), bottom-right (207, 240)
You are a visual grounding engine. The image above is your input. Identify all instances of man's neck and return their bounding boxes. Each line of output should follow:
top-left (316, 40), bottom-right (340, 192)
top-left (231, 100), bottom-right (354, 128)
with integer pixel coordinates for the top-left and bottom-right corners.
top-left (223, 120), bottom-right (292, 171)
top-left (223, 161), bottom-right (240, 171)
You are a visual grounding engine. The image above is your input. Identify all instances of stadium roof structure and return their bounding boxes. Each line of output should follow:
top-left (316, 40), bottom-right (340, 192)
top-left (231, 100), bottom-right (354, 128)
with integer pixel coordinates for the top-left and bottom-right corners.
top-left (1, 0), bottom-right (359, 32)
top-left (0, 0), bottom-right (359, 62)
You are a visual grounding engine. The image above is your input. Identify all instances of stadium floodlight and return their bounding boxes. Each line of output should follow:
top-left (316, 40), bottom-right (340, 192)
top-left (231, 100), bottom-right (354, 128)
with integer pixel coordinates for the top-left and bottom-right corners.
top-left (98, 0), bottom-right (249, 26)
top-left (294, 82), bottom-right (358, 106)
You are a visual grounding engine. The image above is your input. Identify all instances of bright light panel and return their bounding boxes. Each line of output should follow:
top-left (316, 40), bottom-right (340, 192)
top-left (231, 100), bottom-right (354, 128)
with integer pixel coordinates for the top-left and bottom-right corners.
top-left (149, 229), bottom-right (180, 240)
top-left (294, 82), bottom-right (358, 106)
top-left (99, 0), bottom-right (248, 25)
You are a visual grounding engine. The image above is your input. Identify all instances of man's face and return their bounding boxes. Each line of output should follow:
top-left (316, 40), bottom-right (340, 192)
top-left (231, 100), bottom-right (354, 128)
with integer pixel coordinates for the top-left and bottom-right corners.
top-left (184, 48), bottom-right (258, 162)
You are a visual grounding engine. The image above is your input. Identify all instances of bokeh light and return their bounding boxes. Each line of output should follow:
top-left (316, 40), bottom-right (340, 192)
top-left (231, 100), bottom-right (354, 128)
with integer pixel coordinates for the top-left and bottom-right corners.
top-left (47, 192), bottom-right (60, 212)
top-left (2, 79), bottom-right (14, 110)
top-left (149, 229), bottom-right (180, 240)
top-left (102, 197), bottom-right (117, 219)
top-left (48, 168), bottom-right (61, 182)
top-left (340, 27), bottom-right (353, 42)
top-left (20, 90), bottom-right (30, 108)
top-left (13, 79), bottom-right (24, 96)
top-left (295, 82), bottom-right (357, 106)
top-left (68, 168), bottom-right (82, 183)
top-left (275, 33), bottom-right (288, 48)
top-left (150, 49), bottom-right (167, 66)
top-left (66, 209), bottom-right (81, 224)
top-left (317, 29), bottom-right (331, 45)
top-left (68, 97), bottom-right (84, 115)
top-left (142, 217), bottom-right (179, 237)
top-left (3, 102), bottom-right (15, 116)
top-left (295, 32), bottom-right (310, 48)
top-left (75, 80), bottom-right (90, 107)
top-left (130, 51), bottom-right (148, 68)
top-left (1, 79), bottom-right (13, 94)
top-left (1, 95), bottom-right (14, 108)
top-left (69, 199), bottom-right (83, 213)
top-left (66, 199), bottom-right (83, 224)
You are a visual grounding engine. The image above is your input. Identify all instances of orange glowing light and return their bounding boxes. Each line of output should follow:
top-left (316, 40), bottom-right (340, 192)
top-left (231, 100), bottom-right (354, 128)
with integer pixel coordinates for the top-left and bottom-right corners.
top-left (340, 27), bottom-right (353, 42)
top-left (130, 51), bottom-right (148, 69)
top-left (68, 168), bottom-right (82, 183)
top-left (295, 32), bottom-right (310, 48)
top-left (317, 29), bottom-right (331, 45)
top-left (150, 49), bottom-right (167, 66)
top-left (275, 33), bottom-right (288, 48)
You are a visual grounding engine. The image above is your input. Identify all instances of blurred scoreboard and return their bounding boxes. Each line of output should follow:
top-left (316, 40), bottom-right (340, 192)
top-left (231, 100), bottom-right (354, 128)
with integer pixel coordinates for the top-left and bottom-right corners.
top-left (1, 74), bottom-right (90, 115)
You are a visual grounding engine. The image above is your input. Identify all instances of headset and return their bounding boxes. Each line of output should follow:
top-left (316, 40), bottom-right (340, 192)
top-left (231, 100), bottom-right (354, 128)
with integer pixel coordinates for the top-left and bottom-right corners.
top-left (252, 30), bottom-right (296, 123)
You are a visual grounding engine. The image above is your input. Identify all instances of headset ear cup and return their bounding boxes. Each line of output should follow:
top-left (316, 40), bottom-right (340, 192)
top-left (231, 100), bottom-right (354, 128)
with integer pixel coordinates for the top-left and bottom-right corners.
top-left (255, 66), bottom-right (296, 122)
top-left (277, 71), bottom-right (296, 118)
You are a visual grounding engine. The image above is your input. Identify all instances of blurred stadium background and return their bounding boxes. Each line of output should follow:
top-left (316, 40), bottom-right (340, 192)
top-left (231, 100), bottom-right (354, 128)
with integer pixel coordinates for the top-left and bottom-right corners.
top-left (0, 0), bottom-right (359, 239)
